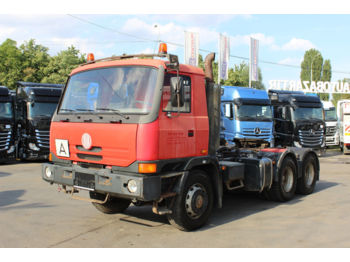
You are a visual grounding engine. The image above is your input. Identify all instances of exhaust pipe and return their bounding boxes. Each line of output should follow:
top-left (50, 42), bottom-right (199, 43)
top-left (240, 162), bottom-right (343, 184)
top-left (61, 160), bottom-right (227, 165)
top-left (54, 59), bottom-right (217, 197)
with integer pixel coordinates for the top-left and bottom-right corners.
top-left (204, 53), bottom-right (215, 83)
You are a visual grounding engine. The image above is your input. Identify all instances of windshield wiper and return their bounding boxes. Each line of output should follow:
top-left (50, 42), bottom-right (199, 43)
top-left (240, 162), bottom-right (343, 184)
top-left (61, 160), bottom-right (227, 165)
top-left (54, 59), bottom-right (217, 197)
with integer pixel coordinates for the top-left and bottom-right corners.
top-left (60, 108), bottom-right (76, 112)
top-left (95, 108), bottom-right (130, 119)
top-left (74, 108), bottom-right (94, 112)
top-left (239, 116), bottom-right (256, 121)
top-left (33, 115), bottom-right (51, 118)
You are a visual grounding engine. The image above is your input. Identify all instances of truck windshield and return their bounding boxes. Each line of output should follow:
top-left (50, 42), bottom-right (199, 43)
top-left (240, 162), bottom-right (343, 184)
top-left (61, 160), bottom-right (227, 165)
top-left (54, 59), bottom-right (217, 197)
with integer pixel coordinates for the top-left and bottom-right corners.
top-left (236, 105), bottom-right (272, 121)
top-left (325, 108), bottom-right (337, 121)
top-left (28, 102), bottom-right (58, 119)
top-left (0, 102), bottom-right (13, 119)
top-left (59, 66), bottom-right (158, 115)
top-left (293, 107), bottom-right (323, 121)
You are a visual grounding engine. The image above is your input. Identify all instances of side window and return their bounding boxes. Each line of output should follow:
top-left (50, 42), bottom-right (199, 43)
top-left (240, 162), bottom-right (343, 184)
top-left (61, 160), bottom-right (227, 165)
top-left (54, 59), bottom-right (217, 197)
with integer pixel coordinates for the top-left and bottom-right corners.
top-left (162, 74), bottom-right (191, 113)
top-left (284, 107), bottom-right (292, 121)
top-left (223, 102), bottom-right (233, 119)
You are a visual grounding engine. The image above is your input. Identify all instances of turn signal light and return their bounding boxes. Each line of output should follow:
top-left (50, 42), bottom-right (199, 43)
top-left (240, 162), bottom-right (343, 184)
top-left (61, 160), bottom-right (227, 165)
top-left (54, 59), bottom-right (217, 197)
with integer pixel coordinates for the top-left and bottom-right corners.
top-left (138, 163), bottom-right (157, 173)
top-left (201, 149), bottom-right (208, 155)
top-left (87, 53), bottom-right (95, 62)
top-left (158, 43), bottom-right (167, 54)
top-left (49, 153), bottom-right (52, 162)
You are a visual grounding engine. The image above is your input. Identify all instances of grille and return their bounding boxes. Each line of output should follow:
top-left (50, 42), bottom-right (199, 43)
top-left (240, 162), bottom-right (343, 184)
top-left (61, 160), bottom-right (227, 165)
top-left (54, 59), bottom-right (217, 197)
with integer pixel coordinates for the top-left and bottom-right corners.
top-left (35, 129), bottom-right (50, 148)
top-left (326, 126), bottom-right (337, 136)
top-left (0, 131), bottom-right (11, 151)
top-left (241, 128), bottom-right (272, 138)
top-left (298, 130), bottom-right (323, 147)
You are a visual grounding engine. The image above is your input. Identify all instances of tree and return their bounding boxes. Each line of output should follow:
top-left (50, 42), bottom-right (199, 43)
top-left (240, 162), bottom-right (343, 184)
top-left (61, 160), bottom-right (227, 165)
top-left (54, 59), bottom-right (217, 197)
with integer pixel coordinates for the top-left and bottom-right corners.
top-left (198, 54), bottom-right (265, 89)
top-left (20, 39), bottom-right (50, 83)
top-left (300, 49), bottom-right (324, 82)
top-left (0, 39), bottom-right (23, 89)
top-left (300, 49), bottom-right (332, 100)
top-left (41, 46), bottom-right (86, 84)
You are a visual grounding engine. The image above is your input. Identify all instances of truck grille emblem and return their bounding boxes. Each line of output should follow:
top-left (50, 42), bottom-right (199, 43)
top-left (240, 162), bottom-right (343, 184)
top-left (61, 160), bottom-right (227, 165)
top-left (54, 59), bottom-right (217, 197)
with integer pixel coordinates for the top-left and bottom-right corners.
top-left (81, 133), bottom-right (92, 150)
top-left (254, 127), bottom-right (261, 135)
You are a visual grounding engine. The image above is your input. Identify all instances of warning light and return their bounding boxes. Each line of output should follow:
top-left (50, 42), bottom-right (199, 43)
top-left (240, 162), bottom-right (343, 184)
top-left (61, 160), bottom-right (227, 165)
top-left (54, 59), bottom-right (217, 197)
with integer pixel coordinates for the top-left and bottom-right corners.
top-left (87, 53), bottom-right (95, 62)
top-left (158, 43), bottom-right (167, 55)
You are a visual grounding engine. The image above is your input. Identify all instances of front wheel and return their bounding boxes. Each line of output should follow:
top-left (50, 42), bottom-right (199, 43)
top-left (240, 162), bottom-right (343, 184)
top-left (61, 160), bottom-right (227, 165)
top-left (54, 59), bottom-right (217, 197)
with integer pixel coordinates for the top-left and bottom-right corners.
top-left (167, 170), bottom-right (214, 231)
top-left (296, 154), bottom-right (318, 195)
top-left (266, 157), bottom-right (297, 202)
top-left (89, 192), bottom-right (131, 214)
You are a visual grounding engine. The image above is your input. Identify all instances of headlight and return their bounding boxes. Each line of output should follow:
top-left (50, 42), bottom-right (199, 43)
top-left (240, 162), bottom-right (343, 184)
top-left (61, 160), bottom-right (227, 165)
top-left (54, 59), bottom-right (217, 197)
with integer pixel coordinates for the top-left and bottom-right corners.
top-left (7, 145), bottom-right (15, 154)
top-left (293, 141), bottom-right (301, 148)
top-left (45, 167), bottom-right (53, 178)
top-left (29, 143), bottom-right (40, 151)
top-left (127, 179), bottom-right (138, 193)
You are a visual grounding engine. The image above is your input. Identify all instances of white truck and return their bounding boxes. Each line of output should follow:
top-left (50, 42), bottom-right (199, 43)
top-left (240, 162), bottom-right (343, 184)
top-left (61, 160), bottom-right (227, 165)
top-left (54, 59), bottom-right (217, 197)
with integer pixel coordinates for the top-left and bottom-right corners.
top-left (337, 99), bottom-right (350, 154)
top-left (322, 101), bottom-right (339, 147)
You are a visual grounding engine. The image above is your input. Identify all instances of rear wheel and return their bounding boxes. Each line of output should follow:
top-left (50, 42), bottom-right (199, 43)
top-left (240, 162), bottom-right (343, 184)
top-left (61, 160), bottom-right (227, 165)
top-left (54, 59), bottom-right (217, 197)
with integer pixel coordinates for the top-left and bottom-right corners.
top-left (266, 157), bottom-right (297, 202)
top-left (167, 170), bottom-right (213, 231)
top-left (89, 192), bottom-right (131, 214)
top-left (296, 154), bottom-right (317, 195)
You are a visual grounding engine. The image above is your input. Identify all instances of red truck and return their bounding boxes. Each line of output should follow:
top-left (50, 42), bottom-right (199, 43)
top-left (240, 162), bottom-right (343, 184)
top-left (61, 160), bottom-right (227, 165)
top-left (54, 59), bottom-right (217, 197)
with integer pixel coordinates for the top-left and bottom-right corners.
top-left (42, 44), bottom-right (319, 231)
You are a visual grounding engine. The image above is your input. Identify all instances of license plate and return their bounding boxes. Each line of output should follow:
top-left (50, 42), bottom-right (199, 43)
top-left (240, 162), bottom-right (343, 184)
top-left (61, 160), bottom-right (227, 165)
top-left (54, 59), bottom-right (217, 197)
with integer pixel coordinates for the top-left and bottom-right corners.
top-left (55, 139), bottom-right (70, 157)
top-left (74, 172), bottom-right (95, 190)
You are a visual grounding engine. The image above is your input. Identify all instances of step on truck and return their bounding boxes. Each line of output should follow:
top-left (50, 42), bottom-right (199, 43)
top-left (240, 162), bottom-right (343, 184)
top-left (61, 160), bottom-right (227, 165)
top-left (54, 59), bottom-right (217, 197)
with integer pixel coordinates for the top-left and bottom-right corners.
top-left (221, 86), bottom-right (274, 148)
top-left (15, 82), bottom-right (63, 160)
top-left (0, 86), bottom-right (16, 162)
top-left (42, 44), bottom-right (320, 231)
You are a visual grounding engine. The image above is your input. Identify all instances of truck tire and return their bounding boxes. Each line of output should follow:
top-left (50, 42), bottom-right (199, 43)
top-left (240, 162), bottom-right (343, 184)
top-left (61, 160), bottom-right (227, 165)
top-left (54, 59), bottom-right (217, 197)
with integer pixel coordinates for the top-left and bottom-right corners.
top-left (89, 192), bottom-right (131, 214)
top-left (296, 154), bottom-right (317, 195)
top-left (268, 156), bottom-right (297, 202)
top-left (167, 170), bottom-right (213, 231)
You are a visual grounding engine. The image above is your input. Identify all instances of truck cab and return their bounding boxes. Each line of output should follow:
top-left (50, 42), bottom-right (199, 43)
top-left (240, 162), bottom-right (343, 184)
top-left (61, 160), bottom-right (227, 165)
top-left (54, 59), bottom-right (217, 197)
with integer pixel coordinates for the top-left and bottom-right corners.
top-left (269, 90), bottom-right (325, 150)
top-left (337, 99), bottom-right (350, 154)
top-left (15, 82), bottom-right (63, 160)
top-left (221, 86), bottom-right (273, 148)
top-left (321, 100), bottom-right (339, 147)
top-left (0, 86), bottom-right (16, 162)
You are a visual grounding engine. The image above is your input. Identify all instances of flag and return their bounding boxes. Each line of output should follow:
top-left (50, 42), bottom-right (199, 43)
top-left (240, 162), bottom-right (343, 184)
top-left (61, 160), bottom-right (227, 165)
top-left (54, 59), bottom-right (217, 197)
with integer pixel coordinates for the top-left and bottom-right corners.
top-left (218, 34), bottom-right (230, 82)
top-left (250, 37), bottom-right (259, 82)
top-left (184, 31), bottom-right (199, 66)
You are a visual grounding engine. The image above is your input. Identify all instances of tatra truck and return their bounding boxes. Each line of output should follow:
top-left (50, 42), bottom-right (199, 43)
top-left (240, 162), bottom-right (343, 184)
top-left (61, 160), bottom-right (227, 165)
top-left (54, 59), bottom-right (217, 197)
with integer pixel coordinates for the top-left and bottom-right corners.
top-left (0, 86), bottom-right (16, 162)
top-left (221, 86), bottom-right (274, 148)
top-left (42, 44), bottom-right (320, 231)
top-left (337, 99), bottom-right (350, 154)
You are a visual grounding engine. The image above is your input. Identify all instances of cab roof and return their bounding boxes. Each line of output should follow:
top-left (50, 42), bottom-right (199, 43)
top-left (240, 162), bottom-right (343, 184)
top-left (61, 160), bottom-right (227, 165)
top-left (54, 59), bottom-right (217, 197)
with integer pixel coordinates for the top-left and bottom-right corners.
top-left (70, 57), bottom-right (205, 77)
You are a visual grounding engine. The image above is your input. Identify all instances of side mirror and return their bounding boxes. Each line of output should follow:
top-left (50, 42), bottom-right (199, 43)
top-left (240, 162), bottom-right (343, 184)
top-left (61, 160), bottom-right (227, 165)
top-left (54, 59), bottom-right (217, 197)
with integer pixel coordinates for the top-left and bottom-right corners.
top-left (31, 101), bottom-right (35, 107)
top-left (170, 76), bottom-right (184, 107)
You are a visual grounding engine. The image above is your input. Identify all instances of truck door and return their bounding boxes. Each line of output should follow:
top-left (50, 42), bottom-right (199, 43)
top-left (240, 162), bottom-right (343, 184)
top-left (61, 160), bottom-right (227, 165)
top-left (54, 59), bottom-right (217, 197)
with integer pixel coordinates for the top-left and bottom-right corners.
top-left (159, 73), bottom-right (196, 159)
top-left (274, 106), bottom-right (293, 146)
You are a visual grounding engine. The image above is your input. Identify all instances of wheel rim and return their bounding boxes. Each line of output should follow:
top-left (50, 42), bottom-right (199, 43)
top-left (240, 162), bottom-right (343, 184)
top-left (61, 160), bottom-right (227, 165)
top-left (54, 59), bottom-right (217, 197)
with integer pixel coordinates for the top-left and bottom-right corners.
top-left (185, 183), bottom-right (208, 220)
top-left (305, 162), bottom-right (315, 187)
top-left (282, 166), bottom-right (294, 193)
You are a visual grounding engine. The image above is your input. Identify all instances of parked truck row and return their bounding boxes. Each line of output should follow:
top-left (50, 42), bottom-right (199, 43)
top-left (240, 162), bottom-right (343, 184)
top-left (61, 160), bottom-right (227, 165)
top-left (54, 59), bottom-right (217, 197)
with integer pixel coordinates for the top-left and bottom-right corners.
top-left (42, 44), bottom-right (322, 231)
top-left (0, 82), bottom-right (63, 163)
